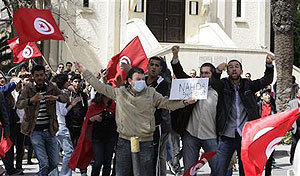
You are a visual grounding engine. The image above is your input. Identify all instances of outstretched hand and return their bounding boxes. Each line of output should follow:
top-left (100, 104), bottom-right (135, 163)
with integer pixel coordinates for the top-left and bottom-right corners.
top-left (74, 62), bottom-right (85, 73)
top-left (185, 97), bottom-right (197, 104)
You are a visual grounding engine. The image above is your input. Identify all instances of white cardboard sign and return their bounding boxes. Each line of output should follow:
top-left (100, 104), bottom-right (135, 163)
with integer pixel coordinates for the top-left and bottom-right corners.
top-left (169, 78), bottom-right (209, 100)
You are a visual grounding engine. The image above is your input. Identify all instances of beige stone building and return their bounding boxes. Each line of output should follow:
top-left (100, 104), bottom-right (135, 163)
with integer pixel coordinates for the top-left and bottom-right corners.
top-left (46, 0), bottom-right (299, 82)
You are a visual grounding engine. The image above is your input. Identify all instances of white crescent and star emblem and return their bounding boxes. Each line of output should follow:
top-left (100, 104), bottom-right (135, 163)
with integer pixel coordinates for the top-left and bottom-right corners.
top-left (189, 158), bottom-right (207, 175)
top-left (119, 56), bottom-right (131, 69)
top-left (265, 137), bottom-right (283, 158)
top-left (22, 45), bottom-right (34, 58)
top-left (120, 56), bottom-right (131, 65)
top-left (253, 127), bottom-right (274, 141)
top-left (34, 17), bottom-right (54, 35)
top-left (252, 127), bottom-right (283, 159)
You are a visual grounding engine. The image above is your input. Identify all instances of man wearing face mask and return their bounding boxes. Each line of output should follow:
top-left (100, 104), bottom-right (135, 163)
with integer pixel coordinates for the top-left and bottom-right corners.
top-left (75, 62), bottom-right (196, 176)
top-left (214, 55), bottom-right (274, 176)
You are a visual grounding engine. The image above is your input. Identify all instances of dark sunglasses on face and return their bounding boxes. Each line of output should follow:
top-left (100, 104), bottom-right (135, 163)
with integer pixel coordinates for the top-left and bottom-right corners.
top-left (19, 74), bottom-right (30, 79)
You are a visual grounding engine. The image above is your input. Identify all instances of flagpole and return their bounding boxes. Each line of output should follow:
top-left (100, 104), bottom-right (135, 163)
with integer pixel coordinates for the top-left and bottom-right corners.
top-left (41, 55), bottom-right (55, 73)
top-left (64, 41), bottom-right (77, 62)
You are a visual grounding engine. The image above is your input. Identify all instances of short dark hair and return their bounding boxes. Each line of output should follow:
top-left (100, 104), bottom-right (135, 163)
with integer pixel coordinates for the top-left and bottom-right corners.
top-left (292, 75), bottom-right (296, 83)
top-left (125, 67), bottom-right (144, 87)
top-left (148, 56), bottom-right (162, 66)
top-left (200, 63), bottom-right (216, 74)
top-left (58, 63), bottom-right (64, 67)
top-left (31, 65), bottom-right (45, 74)
top-left (66, 62), bottom-right (72, 66)
top-left (20, 64), bottom-right (28, 71)
top-left (52, 74), bottom-right (68, 89)
top-left (70, 74), bottom-right (81, 81)
top-left (261, 88), bottom-right (271, 95)
top-left (227, 59), bottom-right (243, 70)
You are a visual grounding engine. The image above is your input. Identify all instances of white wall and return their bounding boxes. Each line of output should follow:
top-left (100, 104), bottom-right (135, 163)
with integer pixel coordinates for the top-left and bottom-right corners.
top-left (47, 0), bottom-right (273, 74)
top-left (50, 0), bottom-right (121, 73)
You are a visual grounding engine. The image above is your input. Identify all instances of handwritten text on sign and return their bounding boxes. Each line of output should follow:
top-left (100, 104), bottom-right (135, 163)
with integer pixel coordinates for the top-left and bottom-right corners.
top-left (169, 78), bottom-right (209, 100)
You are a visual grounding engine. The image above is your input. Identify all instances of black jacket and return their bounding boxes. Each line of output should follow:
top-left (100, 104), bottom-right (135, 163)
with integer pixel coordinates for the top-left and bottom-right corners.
top-left (213, 65), bottom-right (274, 136)
top-left (0, 91), bottom-right (9, 139)
top-left (66, 89), bottom-right (88, 129)
top-left (170, 61), bottom-right (195, 136)
top-left (146, 76), bottom-right (170, 127)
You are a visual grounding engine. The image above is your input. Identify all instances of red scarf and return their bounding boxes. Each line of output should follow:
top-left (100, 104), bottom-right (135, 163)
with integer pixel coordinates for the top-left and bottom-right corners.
top-left (261, 103), bottom-right (271, 118)
top-left (68, 101), bottom-right (116, 170)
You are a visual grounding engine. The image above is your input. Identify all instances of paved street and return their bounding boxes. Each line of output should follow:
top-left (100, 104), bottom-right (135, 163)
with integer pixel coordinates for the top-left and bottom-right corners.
top-left (0, 144), bottom-right (294, 175)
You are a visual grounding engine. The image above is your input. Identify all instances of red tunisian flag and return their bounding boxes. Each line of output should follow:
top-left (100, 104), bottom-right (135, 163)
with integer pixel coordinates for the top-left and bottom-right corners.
top-left (13, 8), bottom-right (64, 44)
top-left (68, 101), bottom-right (116, 170)
top-left (183, 152), bottom-right (216, 176)
top-left (8, 37), bottom-right (42, 63)
top-left (0, 124), bottom-right (13, 158)
top-left (106, 36), bottom-right (148, 87)
top-left (241, 108), bottom-right (300, 176)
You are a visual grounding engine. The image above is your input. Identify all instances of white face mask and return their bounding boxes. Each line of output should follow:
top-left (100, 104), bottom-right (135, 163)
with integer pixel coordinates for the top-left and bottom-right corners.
top-left (133, 80), bottom-right (147, 92)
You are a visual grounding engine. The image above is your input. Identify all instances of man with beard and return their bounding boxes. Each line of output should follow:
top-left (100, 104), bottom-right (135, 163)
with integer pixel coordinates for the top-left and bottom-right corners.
top-left (17, 65), bottom-right (68, 176)
top-left (215, 56), bottom-right (274, 176)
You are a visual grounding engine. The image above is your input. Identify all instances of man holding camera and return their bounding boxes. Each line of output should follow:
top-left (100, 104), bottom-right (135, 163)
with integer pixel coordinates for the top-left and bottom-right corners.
top-left (65, 74), bottom-right (88, 148)
top-left (17, 65), bottom-right (68, 176)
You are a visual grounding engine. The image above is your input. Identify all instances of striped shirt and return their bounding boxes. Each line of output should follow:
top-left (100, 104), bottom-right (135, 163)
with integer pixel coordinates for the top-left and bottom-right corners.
top-left (34, 91), bottom-right (50, 130)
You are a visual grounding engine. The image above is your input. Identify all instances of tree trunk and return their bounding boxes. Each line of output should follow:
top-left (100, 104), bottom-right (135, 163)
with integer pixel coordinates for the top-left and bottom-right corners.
top-left (274, 31), bottom-right (294, 111)
top-left (271, 0), bottom-right (299, 111)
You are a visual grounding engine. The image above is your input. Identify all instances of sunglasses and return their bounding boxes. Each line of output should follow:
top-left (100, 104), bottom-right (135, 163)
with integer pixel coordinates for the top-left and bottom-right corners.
top-left (19, 74), bottom-right (30, 78)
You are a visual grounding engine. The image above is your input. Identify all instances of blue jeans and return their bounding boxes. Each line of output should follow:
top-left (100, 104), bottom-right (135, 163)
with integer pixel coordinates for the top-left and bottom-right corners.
top-left (116, 138), bottom-right (154, 176)
top-left (57, 125), bottom-right (74, 176)
top-left (92, 135), bottom-right (117, 176)
top-left (31, 130), bottom-right (59, 176)
top-left (216, 134), bottom-right (245, 176)
top-left (167, 130), bottom-right (182, 172)
top-left (182, 131), bottom-right (218, 176)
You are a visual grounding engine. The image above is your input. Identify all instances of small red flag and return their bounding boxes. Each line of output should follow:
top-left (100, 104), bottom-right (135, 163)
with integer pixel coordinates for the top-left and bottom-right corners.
top-left (183, 152), bottom-right (216, 176)
top-left (0, 128), bottom-right (12, 158)
top-left (13, 8), bottom-right (64, 44)
top-left (106, 36), bottom-right (148, 87)
top-left (8, 37), bottom-right (42, 63)
top-left (241, 108), bottom-right (300, 176)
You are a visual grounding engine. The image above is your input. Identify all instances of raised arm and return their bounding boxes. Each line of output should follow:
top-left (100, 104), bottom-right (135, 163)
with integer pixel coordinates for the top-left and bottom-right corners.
top-left (170, 46), bottom-right (190, 78)
top-left (0, 82), bottom-right (17, 96)
top-left (152, 89), bottom-right (196, 111)
top-left (250, 55), bottom-right (274, 93)
top-left (75, 62), bottom-right (117, 101)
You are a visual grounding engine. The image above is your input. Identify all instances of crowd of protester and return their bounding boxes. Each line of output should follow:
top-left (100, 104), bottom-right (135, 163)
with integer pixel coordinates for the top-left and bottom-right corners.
top-left (0, 45), bottom-right (299, 176)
